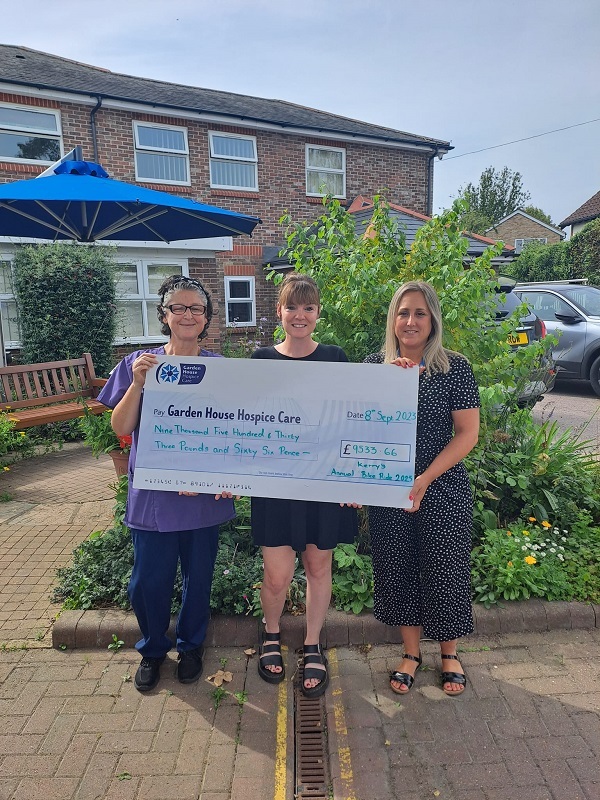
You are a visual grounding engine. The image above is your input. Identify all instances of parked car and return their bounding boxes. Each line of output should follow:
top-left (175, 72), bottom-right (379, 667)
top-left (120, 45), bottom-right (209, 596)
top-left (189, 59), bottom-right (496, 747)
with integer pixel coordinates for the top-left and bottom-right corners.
top-left (514, 281), bottom-right (600, 397)
top-left (494, 279), bottom-right (556, 405)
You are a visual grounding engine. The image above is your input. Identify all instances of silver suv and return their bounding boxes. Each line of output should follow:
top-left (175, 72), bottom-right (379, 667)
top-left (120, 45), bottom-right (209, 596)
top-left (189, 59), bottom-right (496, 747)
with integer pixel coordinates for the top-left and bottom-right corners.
top-left (514, 281), bottom-right (600, 397)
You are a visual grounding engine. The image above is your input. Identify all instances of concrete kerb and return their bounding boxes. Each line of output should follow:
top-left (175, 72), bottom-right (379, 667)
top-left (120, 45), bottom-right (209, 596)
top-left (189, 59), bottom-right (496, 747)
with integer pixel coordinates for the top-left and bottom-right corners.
top-left (52, 601), bottom-right (600, 651)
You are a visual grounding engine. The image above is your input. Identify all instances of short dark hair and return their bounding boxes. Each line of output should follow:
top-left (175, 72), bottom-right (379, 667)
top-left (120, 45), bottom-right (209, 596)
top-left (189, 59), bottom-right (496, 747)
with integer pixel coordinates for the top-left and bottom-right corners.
top-left (156, 274), bottom-right (213, 340)
top-left (277, 272), bottom-right (320, 308)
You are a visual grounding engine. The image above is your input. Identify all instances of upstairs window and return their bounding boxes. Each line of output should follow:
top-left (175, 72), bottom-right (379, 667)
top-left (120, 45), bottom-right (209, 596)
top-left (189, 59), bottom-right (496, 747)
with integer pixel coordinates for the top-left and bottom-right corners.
top-left (209, 132), bottom-right (258, 191)
top-left (225, 276), bottom-right (256, 326)
top-left (0, 104), bottom-right (61, 163)
top-left (306, 145), bottom-right (345, 198)
top-left (515, 237), bottom-right (547, 253)
top-left (133, 122), bottom-right (190, 185)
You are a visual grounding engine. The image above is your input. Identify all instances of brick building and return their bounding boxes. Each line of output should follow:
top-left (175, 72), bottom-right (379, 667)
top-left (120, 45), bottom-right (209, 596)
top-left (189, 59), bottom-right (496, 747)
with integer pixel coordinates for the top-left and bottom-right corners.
top-left (485, 210), bottom-right (565, 254)
top-left (0, 44), bottom-right (451, 363)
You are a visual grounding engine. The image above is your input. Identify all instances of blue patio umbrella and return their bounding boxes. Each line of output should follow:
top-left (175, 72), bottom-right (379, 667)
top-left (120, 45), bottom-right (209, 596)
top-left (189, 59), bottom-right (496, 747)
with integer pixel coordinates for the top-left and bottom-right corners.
top-left (0, 160), bottom-right (261, 242)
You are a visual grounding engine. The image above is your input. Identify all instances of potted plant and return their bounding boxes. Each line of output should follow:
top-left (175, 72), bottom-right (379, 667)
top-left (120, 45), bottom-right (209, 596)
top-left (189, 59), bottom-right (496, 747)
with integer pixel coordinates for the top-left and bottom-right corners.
top-left (78, 409), bottom-right (131, 477)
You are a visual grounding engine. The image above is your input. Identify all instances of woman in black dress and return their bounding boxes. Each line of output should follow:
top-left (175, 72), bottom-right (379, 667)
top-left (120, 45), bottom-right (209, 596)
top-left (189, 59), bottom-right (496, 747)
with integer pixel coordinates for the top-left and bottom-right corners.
top-left (365, 281), bottom-right (480, 696)
top-left (252, 273), bottom-right (358, 697)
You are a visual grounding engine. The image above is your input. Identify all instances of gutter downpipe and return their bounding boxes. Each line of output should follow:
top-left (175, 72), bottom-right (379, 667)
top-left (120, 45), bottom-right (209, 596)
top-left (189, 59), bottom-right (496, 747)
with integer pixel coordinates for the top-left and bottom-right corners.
top-left (426, 146), bottom-right (443, 216)
top-left (90, 95), bottom-right (103, 162)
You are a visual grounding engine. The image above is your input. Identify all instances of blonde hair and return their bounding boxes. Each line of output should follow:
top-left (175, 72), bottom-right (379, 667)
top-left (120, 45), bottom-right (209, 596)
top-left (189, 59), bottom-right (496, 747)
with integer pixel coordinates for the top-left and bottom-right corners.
top-left (383, 281), bottom-right (460, 374)
top-left (277, 272), bottom-right (320, 309)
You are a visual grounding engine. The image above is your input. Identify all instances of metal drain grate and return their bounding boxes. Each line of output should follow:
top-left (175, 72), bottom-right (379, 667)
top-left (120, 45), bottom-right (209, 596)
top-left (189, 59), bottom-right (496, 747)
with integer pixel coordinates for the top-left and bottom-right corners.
top-left (294, 660), bottom-right (329, 799)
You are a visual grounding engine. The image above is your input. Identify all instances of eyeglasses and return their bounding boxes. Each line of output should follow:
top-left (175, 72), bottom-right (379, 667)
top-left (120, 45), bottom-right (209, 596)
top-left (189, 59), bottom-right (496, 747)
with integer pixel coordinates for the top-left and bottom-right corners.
top-left (165, 304), bottom-right (207, 316)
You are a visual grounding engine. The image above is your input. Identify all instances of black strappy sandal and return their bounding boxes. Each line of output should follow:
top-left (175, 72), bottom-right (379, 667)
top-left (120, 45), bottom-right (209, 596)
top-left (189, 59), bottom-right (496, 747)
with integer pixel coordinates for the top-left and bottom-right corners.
top-left (389, 652), bottom-right (422, 694)
top-left (301, 644), bottom-right (329, 698)
top-left (441, 654), bottom-right (467, 696)
top-left (257, 630), bottom-right (285, 684)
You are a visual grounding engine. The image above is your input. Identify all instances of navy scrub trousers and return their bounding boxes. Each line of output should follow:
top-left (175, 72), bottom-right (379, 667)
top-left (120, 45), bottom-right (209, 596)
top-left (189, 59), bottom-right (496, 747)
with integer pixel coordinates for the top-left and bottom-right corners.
top-left (129, 526), bottom-right (219, 658)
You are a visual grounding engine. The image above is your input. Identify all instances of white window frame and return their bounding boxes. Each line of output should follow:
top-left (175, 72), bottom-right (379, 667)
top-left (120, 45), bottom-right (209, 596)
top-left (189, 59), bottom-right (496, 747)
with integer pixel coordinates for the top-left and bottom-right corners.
top-left (133, 121), bottom-right (190, 186)
top-left (224, 275), bottom-right (256, 327)
top-left (515, 237), bottom-right (547, 253)
top-left (0, 102), bottom-right (62, 165)
top-left (0, 256), bottom-right (20, 348)
top-left (305, 144), bottom-right (346, 198)
top-left (114, 258), bottom-right (189, 343)
top-left (208, 131), bottom-right (258, 191)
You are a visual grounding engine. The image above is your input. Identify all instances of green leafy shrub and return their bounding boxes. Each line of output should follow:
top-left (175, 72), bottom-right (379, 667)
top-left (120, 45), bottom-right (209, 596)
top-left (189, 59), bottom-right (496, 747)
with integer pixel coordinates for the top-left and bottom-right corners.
top-left (12, 242), bottom-right (117, 376)
top-left (78, 409), bottom-right (126, 456)
top-left (468, 411), bottom-right (600, 533)
top-left (210, 545), bottom-right (262, 615)
top-left (560, 515), bottom-right (600, 603)
top-left (0, 412), bottom-right (35, 469)
top-left (332, 543), bottom-right (374, 614)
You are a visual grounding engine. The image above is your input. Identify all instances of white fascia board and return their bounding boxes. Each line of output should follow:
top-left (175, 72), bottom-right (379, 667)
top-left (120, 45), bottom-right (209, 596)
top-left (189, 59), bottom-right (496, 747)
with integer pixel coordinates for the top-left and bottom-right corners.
top-left (0, 82), bottom-right (447, 155)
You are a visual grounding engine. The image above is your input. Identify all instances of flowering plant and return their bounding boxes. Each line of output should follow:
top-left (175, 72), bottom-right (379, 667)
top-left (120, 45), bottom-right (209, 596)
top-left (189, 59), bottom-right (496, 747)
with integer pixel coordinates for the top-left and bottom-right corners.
top-left (471, 517), bottom-right (571, 606)
top-left (117, 435), bottom-right (132, 454)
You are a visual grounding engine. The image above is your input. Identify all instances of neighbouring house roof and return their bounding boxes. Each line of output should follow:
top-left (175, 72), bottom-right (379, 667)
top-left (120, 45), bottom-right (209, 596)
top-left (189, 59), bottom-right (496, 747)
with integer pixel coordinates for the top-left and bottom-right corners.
top-left (559, 190), bottom-right (600, 228)
top-left (348, 196), bottom-right (515, 256)
top-left (484, 210), bottom-right (565, 238)
top-left (263, 195), bottom-right (514, 267)
top-left (0, 44), bottom-right (451, 154)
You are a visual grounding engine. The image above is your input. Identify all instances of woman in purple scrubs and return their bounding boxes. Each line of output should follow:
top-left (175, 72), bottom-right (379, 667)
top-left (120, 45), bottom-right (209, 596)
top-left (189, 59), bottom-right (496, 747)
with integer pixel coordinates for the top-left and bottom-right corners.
top-left (98, 274), bottom-right (234, 692)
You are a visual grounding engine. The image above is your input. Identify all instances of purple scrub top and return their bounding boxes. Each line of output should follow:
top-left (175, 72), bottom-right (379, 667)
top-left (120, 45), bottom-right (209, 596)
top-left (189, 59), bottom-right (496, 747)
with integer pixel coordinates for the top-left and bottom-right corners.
top-left (98, 346), bottom-right (235, 532)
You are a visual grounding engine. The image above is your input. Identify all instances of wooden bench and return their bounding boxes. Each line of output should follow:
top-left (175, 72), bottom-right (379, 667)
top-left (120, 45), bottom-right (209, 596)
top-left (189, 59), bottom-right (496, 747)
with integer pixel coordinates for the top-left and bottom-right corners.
top-left (0, 353), bottom-right (107, 429)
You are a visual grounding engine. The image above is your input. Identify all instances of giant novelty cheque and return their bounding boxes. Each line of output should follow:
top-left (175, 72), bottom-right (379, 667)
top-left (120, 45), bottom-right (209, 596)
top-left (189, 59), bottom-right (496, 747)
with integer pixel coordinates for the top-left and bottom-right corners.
top-left (133, 356), bottom-right (419, 508)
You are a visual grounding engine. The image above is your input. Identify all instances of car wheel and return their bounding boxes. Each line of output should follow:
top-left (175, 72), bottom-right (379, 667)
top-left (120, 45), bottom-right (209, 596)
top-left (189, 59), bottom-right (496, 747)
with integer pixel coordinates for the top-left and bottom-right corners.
top-left (591, 355), bottom-right (600, 397)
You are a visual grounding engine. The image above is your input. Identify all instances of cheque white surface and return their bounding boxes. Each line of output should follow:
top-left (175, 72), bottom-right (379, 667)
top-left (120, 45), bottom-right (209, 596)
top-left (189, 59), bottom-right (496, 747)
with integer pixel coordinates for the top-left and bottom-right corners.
top-left (133, 356), bottom-right (418, 508)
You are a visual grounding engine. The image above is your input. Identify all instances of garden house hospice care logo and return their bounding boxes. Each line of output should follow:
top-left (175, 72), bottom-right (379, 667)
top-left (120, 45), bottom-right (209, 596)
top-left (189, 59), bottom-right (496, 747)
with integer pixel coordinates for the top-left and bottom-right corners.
top-left (155, 362), bottom-right (207, 385)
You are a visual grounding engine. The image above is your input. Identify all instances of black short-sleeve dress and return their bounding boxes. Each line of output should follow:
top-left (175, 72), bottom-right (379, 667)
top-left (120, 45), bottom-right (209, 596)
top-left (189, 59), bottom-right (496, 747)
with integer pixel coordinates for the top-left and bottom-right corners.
top-left (251, 344), bottom-right (359, 552)
top-left (364, 351), bottom-right (480, 641)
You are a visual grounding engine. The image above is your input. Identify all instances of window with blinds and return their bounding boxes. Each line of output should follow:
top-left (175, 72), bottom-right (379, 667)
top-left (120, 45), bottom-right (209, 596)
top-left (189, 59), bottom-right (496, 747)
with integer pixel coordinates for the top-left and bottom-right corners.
top-left (209, 132), bottom-right (258, 191)
top-left (133, 122), bottom-right (190, 185)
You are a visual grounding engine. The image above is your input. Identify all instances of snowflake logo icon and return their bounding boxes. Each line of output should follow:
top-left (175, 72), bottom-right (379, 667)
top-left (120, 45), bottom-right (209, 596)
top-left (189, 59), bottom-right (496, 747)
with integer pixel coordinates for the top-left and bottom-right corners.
top-left (159, 364), bottom-right (180, 383)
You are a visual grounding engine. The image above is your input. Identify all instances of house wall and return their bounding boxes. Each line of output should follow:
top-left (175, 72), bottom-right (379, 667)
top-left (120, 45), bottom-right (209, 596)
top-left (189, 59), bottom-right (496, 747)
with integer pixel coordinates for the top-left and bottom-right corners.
top-left (0, 91), bottom-right (432, 356)
top-left (488, 215), bottom-right (563, 247)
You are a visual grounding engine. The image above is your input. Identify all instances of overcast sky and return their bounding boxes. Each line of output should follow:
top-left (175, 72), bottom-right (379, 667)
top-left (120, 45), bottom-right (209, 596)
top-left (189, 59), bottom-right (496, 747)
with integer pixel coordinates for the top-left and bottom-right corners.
top-left (2, 0), bottom-right (599, 227)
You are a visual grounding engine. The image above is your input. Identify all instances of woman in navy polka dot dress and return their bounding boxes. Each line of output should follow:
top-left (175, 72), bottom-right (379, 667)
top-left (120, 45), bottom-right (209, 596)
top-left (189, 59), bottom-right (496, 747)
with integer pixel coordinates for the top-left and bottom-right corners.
top-left (364, 281), bottom-right (480, 696)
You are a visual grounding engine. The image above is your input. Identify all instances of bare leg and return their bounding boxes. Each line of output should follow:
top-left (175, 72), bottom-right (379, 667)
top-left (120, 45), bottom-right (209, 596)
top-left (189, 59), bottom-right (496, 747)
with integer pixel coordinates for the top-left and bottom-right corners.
top-left (440, 638), bottom-right (465, 694)
top-left (390, 624), bottom-right (422, 694)
top-left (301, 545), bottom-right (333, 689)
top-left (260, 546), bottom-right (296, 675)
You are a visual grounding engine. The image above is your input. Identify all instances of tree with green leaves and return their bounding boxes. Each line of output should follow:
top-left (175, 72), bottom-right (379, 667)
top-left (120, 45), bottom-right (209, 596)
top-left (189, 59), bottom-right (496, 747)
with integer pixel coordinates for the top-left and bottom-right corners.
top-left (521, 205), bottom-right (553, 226)
top-left (457, 166), bottom-right (531, 232)
top-left (277, 196), bottom-right (407, 364)
top-left (277, 196), bottom-right (552, 412)
top-left (12, 242), bottom-right (117, 376)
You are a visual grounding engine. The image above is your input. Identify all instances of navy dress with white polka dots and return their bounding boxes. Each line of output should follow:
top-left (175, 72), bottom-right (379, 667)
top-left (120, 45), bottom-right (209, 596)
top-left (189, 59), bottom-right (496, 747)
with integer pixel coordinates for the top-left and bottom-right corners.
top-left (364, 352), bottom-right (480, 642)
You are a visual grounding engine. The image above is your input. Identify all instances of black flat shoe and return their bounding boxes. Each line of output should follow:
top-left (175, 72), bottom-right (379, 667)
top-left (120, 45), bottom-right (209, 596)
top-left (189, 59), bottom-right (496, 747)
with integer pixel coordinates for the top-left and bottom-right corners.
top-left (258, 630), bottom-right (286, 684)
top-left (389, 652), bottom-right (422, 694)
top-left (301, 644), bottom-right (329, 698)
top-left (441, 654), bottom-right (467, 696)
top-left (177, 645), bottom-right (204, 684)
top-left (134, 655), bottom-right (166, 692)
